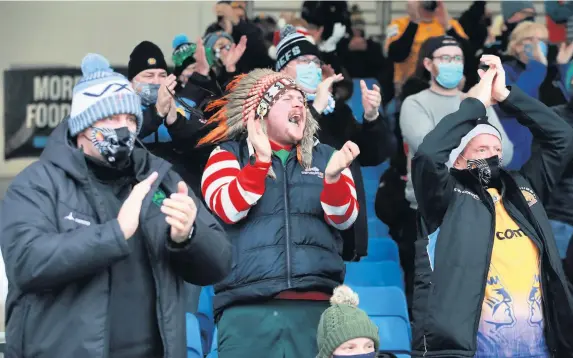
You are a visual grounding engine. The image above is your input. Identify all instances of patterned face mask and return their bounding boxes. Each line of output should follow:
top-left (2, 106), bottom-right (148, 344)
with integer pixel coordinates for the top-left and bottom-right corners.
top-left (132, 81), bottom-right (160, 106)
top-left (464, 155), bottom-right (501, 187)
top-left (90, 126), bottom-right (135, 166)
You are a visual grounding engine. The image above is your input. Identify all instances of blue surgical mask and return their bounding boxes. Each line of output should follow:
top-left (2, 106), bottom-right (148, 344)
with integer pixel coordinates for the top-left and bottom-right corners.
top-left (435, 62), bottom-right (464, 89)
top-left (295, 63), bottom-right (322, 92)
top-left (538, 41), bottom-right (548, 58)
top-left (133, 82), bottom-right (160, 106)
top-left (332, 352), bottom-right (376, 358)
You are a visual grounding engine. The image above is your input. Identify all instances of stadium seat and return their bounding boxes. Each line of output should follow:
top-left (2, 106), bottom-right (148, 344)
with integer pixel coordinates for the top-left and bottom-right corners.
top-left (206, 327), bottom-right (219, 358)
top-left (351, 286), bottom-right (411, 355)
top-left (186, 313), bottom-right (203, 358)
top-left (368, 218), bottom-right (388, 237)
top-left (362, 238), bottom-right (400, 263)
top-left (344, 261), bottom-right (405, 289)
top-left (197, 286), bottom-right (216, 353)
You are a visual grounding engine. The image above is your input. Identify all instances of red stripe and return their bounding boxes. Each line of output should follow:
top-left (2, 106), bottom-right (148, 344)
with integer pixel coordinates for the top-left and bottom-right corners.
top-left (236, 164), bottom-right (269, 195)
top-left (201, 167), bottom-right (240, 198)
top-left (275, 290), bottom-right (331, 301)
top-left (320, 178), bottom-right (351, 207)
top-left (227, 179), bottom-right (251, 212)
top-left (326, 201), bottom-right (356, 225)
top-left (212, 190), bottom-right (233, 224)
top-left (209, 150), bottom-right (237, 163)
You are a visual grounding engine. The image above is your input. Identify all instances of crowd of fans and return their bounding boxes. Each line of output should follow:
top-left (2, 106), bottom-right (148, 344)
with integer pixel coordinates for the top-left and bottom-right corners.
top-left (4, 0), bottom-right (573, 357)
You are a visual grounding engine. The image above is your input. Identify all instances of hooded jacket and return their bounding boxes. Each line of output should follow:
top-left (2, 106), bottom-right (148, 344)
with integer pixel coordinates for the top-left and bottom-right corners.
top-left (0, 120), bottom-right (232, 358)
top-left (411, 87), bottom-right (573, 357)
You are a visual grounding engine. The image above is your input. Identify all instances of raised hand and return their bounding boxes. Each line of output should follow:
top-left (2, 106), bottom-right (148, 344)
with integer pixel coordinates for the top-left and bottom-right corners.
top-left (435, 0), bottom-right (452, 30)
top-left (360, 80), bottom-right (381, 121)
top-left (467, 66), bottom-right (496, 108)
top-left (479, 55), bottom-right (510, 103)
top-left (325, 141), bottom-right (360, 183)
top-left (313, 73), bottom-right (344, 114)
top-left (156, 74), bottom-right (177, 117)
top-left (557, 42), bottom-right (573, 65)
top-left (161, 182), bottom-right (197, 243)
top-left (246, 111), bottom-right (272, 162)
top-left (223, 35), bottom-right (247, 73)
top-left (194, 37), bottom-right (210, 76)
top-left (118, 172), bottom-right (159, 239)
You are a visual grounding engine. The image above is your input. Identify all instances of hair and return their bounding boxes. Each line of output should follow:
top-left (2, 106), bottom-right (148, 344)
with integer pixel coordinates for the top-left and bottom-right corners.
top-left (288, 18), bottom-right (310, 28)
top-left (507, 21), bottom-right (548, 57)
top-left (413, 36), bottom-right (443, 83)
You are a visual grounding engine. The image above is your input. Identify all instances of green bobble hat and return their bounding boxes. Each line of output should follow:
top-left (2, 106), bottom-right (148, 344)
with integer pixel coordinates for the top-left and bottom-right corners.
top-left (316, 285), bottom-right (380, 358)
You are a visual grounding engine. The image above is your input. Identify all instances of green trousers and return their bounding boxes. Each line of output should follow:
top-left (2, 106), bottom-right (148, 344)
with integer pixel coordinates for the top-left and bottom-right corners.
top-left (217, 300), bottom-right (329, 358)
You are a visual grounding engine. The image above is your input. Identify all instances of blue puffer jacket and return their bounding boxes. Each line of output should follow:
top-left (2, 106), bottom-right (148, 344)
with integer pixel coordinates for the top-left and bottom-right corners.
top-left (212, 139), bottom-right (346, 318)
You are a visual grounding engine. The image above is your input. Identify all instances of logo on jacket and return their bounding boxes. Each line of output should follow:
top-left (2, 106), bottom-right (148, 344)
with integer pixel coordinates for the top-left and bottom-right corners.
top-left (520, 187), bottom-right (538, 207)
top-left (64, 212), bottom-right (91, 226)
top-left (152, 189), bottom-right (166, 207)
top-left (301, 166), bottom-right (324, 178)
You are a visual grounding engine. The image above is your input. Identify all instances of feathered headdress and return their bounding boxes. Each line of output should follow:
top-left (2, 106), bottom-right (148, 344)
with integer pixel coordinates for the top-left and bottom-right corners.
top-left (198, 68), bottom-right (318, 178)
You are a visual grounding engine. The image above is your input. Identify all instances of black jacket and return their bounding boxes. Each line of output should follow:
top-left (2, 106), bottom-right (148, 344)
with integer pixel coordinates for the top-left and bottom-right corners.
top-left (213, 139), bottom-right (345, 318)
top-left (311, 103), bottom-right (395, 260)
top-left (545, 101), bottom-right (573, 227)
top-left (411, 87), bottom-right (573, 357)
top-left (0, 120), bottom-right (232, 358)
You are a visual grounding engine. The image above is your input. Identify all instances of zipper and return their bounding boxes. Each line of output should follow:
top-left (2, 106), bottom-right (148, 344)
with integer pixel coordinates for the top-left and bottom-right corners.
top-left (282, 161), bottom-right (292, 289)
top-left (472, 189), bottom-right (496, 353)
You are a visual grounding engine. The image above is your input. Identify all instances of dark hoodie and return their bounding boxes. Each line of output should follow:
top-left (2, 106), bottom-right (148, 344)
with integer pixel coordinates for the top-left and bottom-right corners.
top-left (0, 119), bottom-right (232, 358)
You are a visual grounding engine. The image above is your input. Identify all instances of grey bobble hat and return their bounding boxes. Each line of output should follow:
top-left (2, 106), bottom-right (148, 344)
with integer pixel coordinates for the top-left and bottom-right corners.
top-left (68, 53), bottom-right (143, 136)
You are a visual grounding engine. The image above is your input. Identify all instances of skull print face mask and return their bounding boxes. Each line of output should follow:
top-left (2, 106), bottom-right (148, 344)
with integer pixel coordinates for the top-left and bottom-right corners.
top-left (90, 126), bottom-right (135, 166)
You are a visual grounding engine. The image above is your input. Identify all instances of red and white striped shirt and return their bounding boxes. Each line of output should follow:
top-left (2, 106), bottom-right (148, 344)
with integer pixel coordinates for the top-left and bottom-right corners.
top-left (201, 145), bottom-right (359, 230)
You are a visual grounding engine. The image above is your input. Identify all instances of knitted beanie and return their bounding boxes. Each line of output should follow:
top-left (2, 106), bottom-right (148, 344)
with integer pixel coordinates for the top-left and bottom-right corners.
top-left (68, 53), bottom-right (143, 136)
top-left (172, 34), bottom-right (197, 77)
top-left (446, 121), bottom-right (502, 168)
top-left (275, 24), bottom-right (321, 71)
top-left (500, 1), bottom-right (535, 22)
top-left (128, 41), bottom-right (168, 81)
top-left (316, 286), bottom-right (380, 358)
top-left (203, 30), bottom-right (234, 49)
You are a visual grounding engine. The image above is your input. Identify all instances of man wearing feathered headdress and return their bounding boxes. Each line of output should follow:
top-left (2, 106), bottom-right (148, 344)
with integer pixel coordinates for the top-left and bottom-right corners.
top-left (198, 69), bottom-right (360, 357)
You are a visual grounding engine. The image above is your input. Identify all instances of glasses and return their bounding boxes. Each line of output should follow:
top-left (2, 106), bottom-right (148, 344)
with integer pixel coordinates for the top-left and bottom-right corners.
top-left (433, 55), bottom-right (464, 63)
top-left (295, 57), bottom-right (323, 67)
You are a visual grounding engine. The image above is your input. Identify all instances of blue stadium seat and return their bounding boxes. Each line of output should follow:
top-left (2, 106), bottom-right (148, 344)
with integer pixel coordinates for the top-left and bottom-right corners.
top-left (350, 286), bottom-right (411, 355)
top-left (363, 238), bottom-right (400, 263)
top-left (206, 327), bottom-right (219, 358)
top-left (197, 286), bottom-right (215, 353)
top-left (344, 261), bottom-right (404, 289)
top-left (368, 218), bottom-right (388, 237)
top-left (186, 313), bottom-right (203, 358)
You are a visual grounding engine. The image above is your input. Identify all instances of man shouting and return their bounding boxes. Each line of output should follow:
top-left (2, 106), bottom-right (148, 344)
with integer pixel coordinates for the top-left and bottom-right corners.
top-left (0, 53), bottom-right (231, 358)
top-left (411, 55), bottom-right (573, 357)
top-left (198, 69), bottom-right (360, 358)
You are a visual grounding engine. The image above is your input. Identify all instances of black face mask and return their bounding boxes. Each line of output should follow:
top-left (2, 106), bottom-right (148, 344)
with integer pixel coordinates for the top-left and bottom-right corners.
top-left (90, 126), bottom-right (135, 167)
top-left (465, 155), bottom-right (501, 188)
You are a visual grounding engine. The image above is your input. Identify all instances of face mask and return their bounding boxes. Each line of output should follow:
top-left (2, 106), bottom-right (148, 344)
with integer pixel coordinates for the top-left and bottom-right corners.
top-left (538, 41), bottom-right (548, 57)
top-left (133, 82), bottom-right (160, 106)
top-left (464, 155), bottom-right (501, 187)
top-left (435, 62), bottom-right (464, 89)
top-left (90, 126), bottom-right (135, 166)
top-left (333, 352), bottom-right (376, 358)
top-left (295, 63), bottom-right (322, 92)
